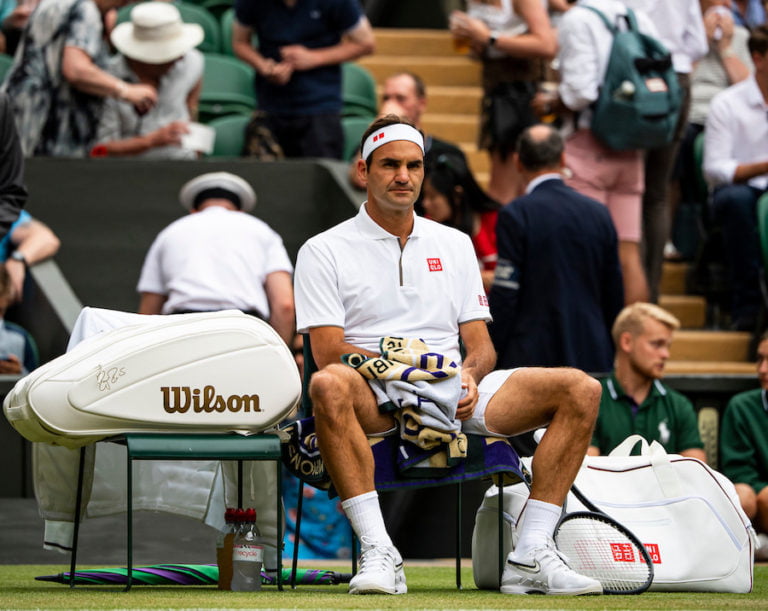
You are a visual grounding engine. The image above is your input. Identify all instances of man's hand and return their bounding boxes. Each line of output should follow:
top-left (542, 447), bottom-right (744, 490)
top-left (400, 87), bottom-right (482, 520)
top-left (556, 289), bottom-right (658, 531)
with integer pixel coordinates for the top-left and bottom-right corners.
top-left (456, 369), bottom-right (479, 421)
top-left (148, 121), bottom-right (189, 148)
top-left (280, 45), bottom-right (319, 71)
top-left (0, 354), bottom-right (22, 374)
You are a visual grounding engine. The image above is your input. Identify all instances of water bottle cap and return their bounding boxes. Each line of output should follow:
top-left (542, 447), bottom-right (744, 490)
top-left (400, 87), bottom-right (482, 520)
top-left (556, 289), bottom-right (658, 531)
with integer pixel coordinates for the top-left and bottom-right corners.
top-left (245, 508), bottom-right (256, 522)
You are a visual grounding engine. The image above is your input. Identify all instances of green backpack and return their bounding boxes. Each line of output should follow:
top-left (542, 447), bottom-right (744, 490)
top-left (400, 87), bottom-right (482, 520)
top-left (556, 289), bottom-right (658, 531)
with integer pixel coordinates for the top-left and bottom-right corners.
top-left (585, 6), bottom-right (682, 151)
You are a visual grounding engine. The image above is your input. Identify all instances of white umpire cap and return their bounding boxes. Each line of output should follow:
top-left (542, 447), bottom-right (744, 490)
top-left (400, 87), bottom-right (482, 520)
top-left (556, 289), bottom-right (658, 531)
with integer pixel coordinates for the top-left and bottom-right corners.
top-left (179, 172), bottom-right (257, 212)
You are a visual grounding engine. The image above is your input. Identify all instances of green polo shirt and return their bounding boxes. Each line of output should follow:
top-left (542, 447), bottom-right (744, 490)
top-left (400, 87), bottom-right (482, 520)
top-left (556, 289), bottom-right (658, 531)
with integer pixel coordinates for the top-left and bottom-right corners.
top-left (720, 389), bottom-right (768, 494)
top-left (592, 374), bottom-right (704, 455)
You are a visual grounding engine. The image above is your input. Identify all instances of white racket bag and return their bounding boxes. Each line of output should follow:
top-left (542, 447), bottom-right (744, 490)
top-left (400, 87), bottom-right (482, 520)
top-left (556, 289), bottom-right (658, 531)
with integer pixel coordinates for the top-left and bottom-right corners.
top-left (571, 436), bottom-right (755, 592)
top-left (3, 309), bottom-right (301, 448)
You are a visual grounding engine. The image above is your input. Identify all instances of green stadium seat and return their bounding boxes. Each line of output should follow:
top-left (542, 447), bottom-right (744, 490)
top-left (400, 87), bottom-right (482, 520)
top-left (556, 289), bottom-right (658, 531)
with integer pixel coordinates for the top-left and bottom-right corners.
top-left (206, 113), bottom-right (250, 157)
top-left (341, 115), bottom-right (371, 162)
top-left (341, 62), bottom-right (377, 119)
top-left (199, 52), bottom-right (256, 123)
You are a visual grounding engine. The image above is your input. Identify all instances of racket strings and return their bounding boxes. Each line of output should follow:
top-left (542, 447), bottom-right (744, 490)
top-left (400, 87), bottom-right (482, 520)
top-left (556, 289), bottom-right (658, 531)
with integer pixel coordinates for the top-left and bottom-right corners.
top-left (555, 514), bottom-right (651, 594)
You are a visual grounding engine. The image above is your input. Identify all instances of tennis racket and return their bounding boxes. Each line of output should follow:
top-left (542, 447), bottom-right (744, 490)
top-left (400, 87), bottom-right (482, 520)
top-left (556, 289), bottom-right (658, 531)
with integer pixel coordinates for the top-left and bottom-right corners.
top-left (530, 429), bottom-right (653, 594)
top-left (554, 482), bottom-right (654, 594)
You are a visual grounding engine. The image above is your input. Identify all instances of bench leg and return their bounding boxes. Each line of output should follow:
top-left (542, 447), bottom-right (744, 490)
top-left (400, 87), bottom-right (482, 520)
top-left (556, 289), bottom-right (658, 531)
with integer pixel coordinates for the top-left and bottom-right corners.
top-left (69, 446), bottom-right (87, 588)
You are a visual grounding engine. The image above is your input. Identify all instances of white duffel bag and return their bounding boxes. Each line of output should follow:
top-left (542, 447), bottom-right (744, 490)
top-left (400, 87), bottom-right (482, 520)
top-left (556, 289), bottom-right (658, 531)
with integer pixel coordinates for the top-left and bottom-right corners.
top-left (3, 309), bottom-right (301, 448)
top-left (472, 437), bottom-right (755, 592)
top-left (571, 435), bottom-right (755, 592)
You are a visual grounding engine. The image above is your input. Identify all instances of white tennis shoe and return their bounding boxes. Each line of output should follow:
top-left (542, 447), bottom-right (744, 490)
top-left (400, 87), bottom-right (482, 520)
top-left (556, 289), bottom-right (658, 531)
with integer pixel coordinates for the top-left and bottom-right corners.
top-left (348, 537), bottom-right (407, 595)
top-left (501, 540), bottom-right (602, 596)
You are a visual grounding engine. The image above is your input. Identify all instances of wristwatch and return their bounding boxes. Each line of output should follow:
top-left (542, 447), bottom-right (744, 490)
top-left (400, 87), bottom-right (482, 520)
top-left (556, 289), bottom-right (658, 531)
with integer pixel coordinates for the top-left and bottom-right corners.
top-left (10, 250), bottom-right (26, 265)
top-left (488, 32), bottom-right (498, 47)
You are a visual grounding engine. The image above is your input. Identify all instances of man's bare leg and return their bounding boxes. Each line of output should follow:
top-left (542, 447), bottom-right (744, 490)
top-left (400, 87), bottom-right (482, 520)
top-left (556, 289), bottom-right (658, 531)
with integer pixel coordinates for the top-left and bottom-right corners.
top-left (309, 363), bottom-right (407, 594)
top-left (483, 367), bottom-right (602, 595)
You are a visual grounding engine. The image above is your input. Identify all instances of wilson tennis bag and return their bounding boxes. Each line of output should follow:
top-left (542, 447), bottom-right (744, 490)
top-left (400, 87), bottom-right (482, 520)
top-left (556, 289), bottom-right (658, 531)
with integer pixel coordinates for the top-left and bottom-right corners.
top-left (571, 436), bottom-right (755, 592)
top-left (3, 310), bottom-right (301, 448)
top-left (586, 6), bottom-right (682, 151)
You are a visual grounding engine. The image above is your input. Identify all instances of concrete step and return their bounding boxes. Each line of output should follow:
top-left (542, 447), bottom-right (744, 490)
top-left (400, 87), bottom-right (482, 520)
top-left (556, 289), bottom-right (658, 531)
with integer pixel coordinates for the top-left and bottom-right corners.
top-left (372, 28), bottom-right (459, 57)
top-left (665, 361), bottom-right (756, 375)
top-left (359, 56), bottom-right (482, 87)
top-left (422, 85), bottom-right (484, 115)
top-left (659, 294), bottom-right (707, 329)
top-left (671, 330), bottom-right (751, 362)
top-left (422, 113), bottom-right (479, 144)
top-left (460, 145), bottom-right (490, 176)
top-left (659, 261), bottom-right (688, 296)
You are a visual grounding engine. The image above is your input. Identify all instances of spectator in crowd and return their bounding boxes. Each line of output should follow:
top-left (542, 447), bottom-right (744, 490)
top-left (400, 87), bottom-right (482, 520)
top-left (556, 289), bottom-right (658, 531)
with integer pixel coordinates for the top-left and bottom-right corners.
top-left (703, 25), bottom-right (768, 332)
top-left (0, 209), bottom-right (60, 301)
top-left (672, 0), bottom-right (752, 258)
top-left (348, 71), bottom-right (468, 191)
top-left (489, 123), bottom-right (624, 373)
top-left (732, 0), bottom-right (766, 28)
top-left (91, 2), bottom-right (204, 159)
top-left (449, 0), bottom-right (557, 205)
top-left (0, 91), bottom-right (25, 241)
top-left (589, 302), bottom-right (706, 459)
top-left (0, 263), bottom-right (38, 374)
top-left (294, 114), bottom-right (603, 596)
top-left (555, 0), bottom-right (659, 305)
top-left (232, 0), bottom-right (375, 159)
top-left (137, 171), bottom-right (295, 346)
top-left (1, 0), bottom-right (158, 157)
top-left (720, 330), bottom-right (768, 558)
top-left (620, 0), bottom-right (707, 303)
top-left (421, 151), bottom-right (500, 292)
top-left (0, 0), bottom-right (39, 57)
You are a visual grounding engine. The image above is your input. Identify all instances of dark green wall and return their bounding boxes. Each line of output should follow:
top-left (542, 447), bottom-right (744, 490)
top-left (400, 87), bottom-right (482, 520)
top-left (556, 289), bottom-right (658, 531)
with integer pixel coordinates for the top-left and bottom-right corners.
top-left (23, 158), bottom-right (359, 314)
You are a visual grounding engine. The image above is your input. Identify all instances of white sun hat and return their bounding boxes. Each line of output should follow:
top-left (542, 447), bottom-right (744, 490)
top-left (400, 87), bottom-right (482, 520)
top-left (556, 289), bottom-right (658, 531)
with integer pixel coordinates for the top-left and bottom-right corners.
top-left (179, 172), bottom-right (257, 212)
top-left (111, 2), bottom-right (204, 64)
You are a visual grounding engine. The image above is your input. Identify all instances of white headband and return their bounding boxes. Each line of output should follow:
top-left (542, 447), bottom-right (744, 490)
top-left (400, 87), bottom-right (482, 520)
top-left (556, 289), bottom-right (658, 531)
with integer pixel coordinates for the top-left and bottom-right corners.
top-left (361, 123), bottom-right (425, 160)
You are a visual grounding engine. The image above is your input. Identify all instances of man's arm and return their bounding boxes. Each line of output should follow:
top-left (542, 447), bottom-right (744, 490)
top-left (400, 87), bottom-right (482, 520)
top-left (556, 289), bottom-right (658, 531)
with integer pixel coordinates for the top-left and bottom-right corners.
top-left (457, 319), bottom-right (497, 420)
top-left (680, 448), bottom-right (707, 461)
top-left (264, 270), bottom-right (295, 347)
top-left (5, 218), bottom-right (61, 300)
top-left (0, 93), bottom-right (25, 239)
top-left (307, 325), bottom-right (379, 371)
top-left (138, 292), bottom-right (167, 315)
top-left (279, 17), bottom-right (375, 72)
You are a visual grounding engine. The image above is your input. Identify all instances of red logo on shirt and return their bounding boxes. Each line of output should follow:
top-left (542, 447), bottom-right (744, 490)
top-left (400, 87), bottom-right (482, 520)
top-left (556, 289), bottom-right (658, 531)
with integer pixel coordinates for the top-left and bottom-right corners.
top-left (479, 294), bottom-right (489, 307)
top-left (427, 258), bottom-right (443, 271)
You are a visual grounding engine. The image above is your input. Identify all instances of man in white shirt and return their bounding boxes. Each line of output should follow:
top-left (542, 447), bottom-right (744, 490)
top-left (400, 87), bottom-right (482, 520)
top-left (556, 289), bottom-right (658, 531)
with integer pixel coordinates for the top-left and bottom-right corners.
top-left (620, 0), bottom-right (707, 303)
top-left (704, 25), bottom-right (768, 331)
top-left (137, 171), bottom-right (295, 345)
top-left (294, 114), bottom-right (602, 597)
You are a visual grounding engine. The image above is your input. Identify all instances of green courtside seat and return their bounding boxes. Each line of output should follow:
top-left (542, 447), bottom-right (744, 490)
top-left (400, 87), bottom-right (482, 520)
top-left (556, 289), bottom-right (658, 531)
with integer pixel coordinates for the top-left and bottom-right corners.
top-left (341, 62), bottom-right (378, 119)
top-left (288, 334), bottom-right (523, 590)
top-left (199, 52), bottom-right (256, 123)
top-left (341, 116), bottom-right (371, 162)
top-left (206, 113), bottom-right (250, 157)
top-left (70, 432), bottom-right (284, 590)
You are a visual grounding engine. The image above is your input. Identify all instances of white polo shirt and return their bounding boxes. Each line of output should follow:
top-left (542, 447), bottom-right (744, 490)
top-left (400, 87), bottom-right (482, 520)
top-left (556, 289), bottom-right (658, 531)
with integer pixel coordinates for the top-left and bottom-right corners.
top-left (137, 206), bottom-right (293, 315)
top-left (294, 203), bottom-right (490, 364)
top-left (704, 76), bottom-right (768, 189)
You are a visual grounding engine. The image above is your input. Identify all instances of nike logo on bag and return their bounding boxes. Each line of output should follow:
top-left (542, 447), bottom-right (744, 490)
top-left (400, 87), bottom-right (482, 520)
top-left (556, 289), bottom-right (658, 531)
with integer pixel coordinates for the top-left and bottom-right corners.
top-left (508, 559), bottom-right (541, 574)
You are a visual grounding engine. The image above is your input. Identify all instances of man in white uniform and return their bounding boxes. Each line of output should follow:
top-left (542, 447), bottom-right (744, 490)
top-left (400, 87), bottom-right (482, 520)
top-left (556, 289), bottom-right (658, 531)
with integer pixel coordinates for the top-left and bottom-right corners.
top-left (137, 171), bottom-right (295, 345)
top-left (294, 115), bottom-right (602, 596)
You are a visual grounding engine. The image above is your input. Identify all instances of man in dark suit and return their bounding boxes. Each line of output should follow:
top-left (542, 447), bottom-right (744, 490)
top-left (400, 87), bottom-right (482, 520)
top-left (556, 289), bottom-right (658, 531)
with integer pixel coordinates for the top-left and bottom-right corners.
top-left (489, 123), bottom-right (624, 374)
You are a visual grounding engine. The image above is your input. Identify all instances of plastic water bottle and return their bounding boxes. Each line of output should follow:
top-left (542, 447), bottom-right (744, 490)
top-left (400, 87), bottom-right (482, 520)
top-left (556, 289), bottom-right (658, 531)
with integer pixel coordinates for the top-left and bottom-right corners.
top-left (615, 80), bottom-right (636, 100)
top-left (231, 508), bottom-right (263, 591)
top-left (216, 508), bottom-right (236, 590)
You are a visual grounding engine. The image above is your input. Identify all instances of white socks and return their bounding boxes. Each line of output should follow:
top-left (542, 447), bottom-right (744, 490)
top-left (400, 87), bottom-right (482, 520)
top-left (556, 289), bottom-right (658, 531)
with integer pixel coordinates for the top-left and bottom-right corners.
top-left (513, 498), bottom-right (562, 557)
top-left (341, 490), bottom-right (393, 547)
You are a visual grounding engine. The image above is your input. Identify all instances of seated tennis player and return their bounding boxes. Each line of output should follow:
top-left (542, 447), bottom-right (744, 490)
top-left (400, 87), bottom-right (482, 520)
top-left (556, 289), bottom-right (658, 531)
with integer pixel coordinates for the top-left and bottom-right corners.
top-left (293, 115), bottom-right (602, 596)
